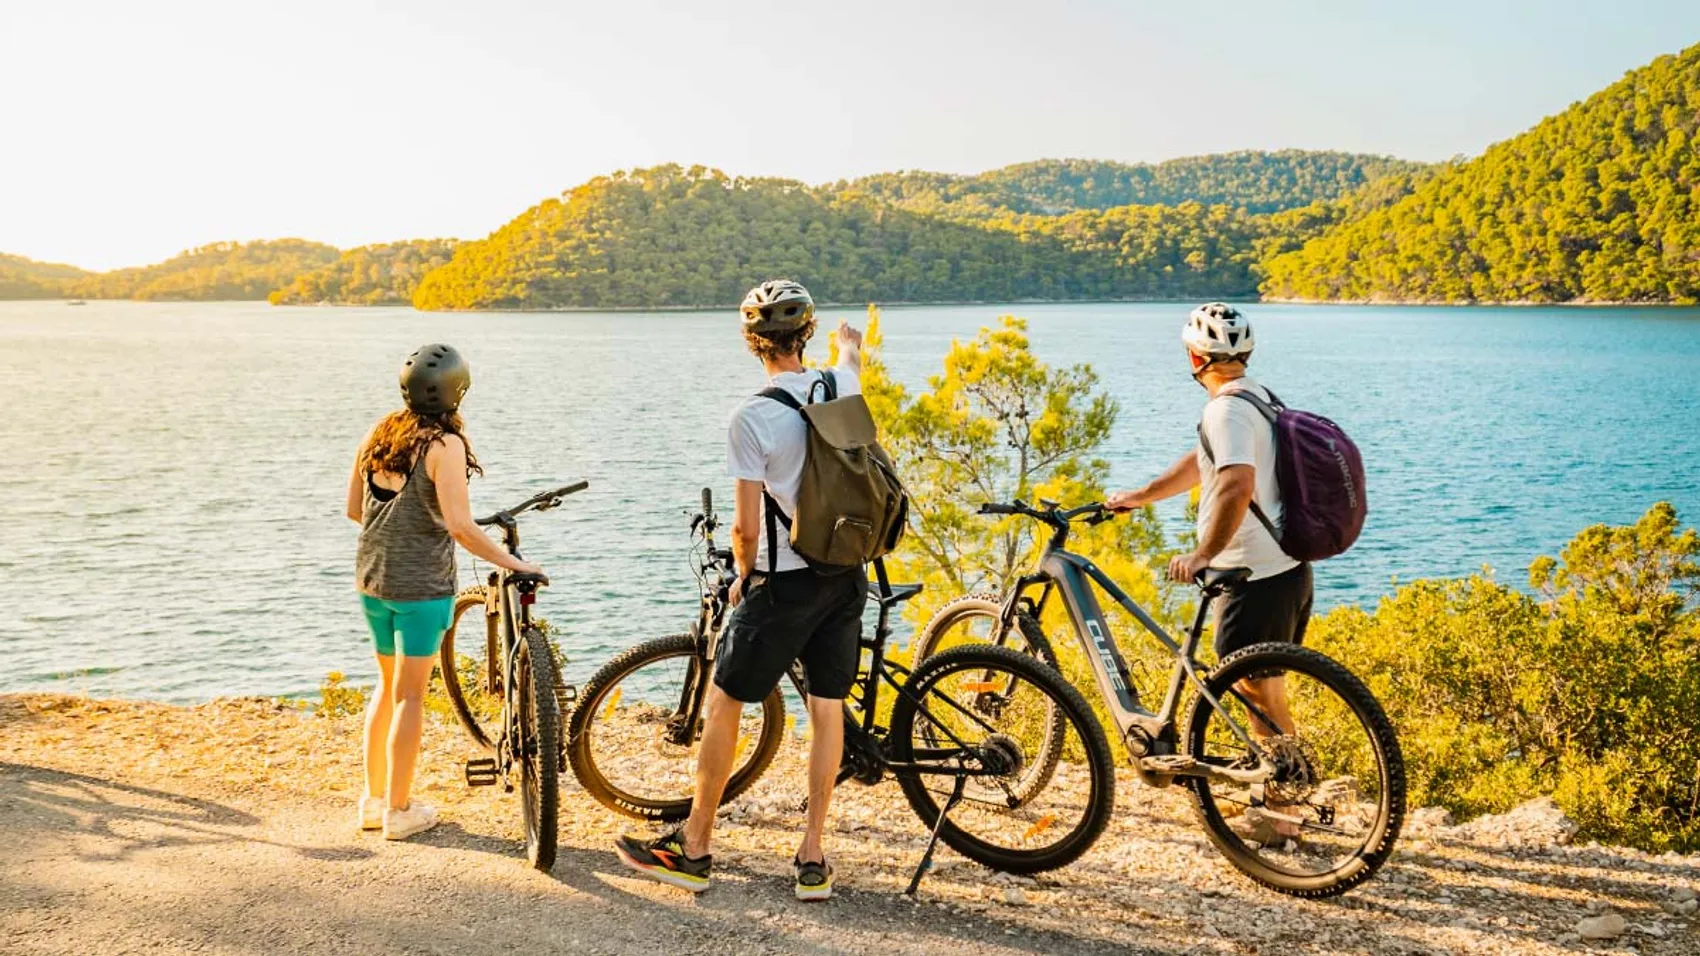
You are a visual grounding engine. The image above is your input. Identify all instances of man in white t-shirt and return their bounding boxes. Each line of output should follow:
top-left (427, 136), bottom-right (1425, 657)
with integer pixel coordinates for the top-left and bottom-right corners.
top-left (1105, 303), bottom-right (1313, 838)
top-left (616, 279), bottom-right (865, 902)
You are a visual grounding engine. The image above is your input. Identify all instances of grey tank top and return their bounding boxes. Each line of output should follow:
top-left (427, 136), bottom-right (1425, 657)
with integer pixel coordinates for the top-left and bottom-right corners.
top-left (356, 447), bottom-right (456, 602)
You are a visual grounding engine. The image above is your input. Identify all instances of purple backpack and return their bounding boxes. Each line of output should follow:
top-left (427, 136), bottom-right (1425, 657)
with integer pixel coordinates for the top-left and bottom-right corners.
top-left (1198, 388), bottom-right (1366, 562)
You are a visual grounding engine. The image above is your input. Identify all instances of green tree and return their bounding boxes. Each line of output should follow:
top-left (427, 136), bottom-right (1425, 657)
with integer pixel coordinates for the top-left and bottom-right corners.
top-left (1263, 42), bottom-right (1700, 303)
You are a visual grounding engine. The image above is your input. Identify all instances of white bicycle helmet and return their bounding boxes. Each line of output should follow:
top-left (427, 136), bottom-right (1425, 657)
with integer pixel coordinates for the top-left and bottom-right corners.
top-left (741, 279), bottom-right (815, 333)
top-left (1182, 302), bottom-right (1255, 359)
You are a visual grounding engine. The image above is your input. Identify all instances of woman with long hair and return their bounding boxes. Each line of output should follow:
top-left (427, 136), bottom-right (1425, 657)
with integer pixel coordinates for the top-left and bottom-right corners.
top-left (345, 344), bottom-right (543, 840)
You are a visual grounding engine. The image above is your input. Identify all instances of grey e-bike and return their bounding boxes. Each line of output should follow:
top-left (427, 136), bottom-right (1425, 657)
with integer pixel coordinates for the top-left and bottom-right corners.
top-left (916, 499), bottom-right (1405, 898)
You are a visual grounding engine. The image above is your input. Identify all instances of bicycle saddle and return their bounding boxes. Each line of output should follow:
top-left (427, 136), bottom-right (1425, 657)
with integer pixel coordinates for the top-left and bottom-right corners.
top-left (1196, 567), bottom-right (1253, 591)
top-left (508, 571), bottom-right (551, 589)
top-left (875, 582), bottom-right (924, 607)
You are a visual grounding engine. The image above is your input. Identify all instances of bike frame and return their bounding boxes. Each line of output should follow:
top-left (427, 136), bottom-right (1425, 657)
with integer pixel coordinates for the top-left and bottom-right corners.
top-left (683, 498), bottom-right (1018, 782)
top-left (473, 481), bottom-right (585, 774)
top-left (996, 509), bottom-right (1274, 763)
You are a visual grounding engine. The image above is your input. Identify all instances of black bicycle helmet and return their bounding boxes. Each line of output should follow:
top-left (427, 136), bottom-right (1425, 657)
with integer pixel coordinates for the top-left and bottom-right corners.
top-left (740, 279), bottom-right (815, 333)
top-left (400, 344), bottom-right (471, 414)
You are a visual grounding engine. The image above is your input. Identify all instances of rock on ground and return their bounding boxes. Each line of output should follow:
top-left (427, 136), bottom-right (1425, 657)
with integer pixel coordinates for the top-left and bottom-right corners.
top-left (3, 694), bottom-right (1699, 956)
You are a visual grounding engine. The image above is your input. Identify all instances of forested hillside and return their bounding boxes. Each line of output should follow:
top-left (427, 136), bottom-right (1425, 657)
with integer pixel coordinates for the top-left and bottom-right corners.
top-left (1262, 43), bottom-right (1700, 303)
top-left (0, 254), bottom-right (90, 299)
top-left (14, 39), bottom-right (1700, 312)
top-left (66, 240), bottom-right (339, 302)
top-left (411, 159), bottom-right (1426, 310)
top-left (848, 151), bottom-right (1428, 217)
top-left (269, 239), bottom-right (460, 305)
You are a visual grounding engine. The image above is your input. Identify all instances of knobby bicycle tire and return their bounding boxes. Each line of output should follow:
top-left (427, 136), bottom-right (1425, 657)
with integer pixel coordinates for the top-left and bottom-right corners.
top-left (439, 586), bottom-right (497, 752)
top-left (1182, 641), bottom-right (1405, 898)
top-left (889, 644), bottom-right (1116, 874)
top-left (519, 626), bottom-right (561, 872)
top-left (913, 595), bottom-right (1066, 806)
top-left (566, 633), bottom-right (784, 822)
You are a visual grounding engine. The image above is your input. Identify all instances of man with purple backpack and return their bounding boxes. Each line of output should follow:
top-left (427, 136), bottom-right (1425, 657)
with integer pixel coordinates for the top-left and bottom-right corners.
top-left (1107, 302), bottom-right (1365, 841)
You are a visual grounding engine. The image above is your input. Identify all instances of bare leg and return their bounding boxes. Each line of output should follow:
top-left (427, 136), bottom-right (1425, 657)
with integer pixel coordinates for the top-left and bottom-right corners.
top-left (364, 654), bottom-right (397, 800)
top-left (1237, 675), bottom-right (1294, 739)
top-left (1238, 675), bottom-right (1302, 838)
top-left (681, 684), bottom-right (745, 858)
top-left (797, 694), bottom-right (843, 865)
top-left (385, 654), bottom-right (436, 811)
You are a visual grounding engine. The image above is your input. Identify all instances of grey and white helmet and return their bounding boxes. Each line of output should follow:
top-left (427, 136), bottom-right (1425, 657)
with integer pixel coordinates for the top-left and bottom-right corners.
top-left (740, 279), bottom-right (815, 334)
top-left (1182, 302), bottom-right (1255, 359)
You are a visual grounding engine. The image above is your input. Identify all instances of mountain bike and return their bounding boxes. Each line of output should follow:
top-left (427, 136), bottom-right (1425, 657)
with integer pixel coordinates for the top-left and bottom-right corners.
top-left (437, 480), bottom-right (587, 872)
top-left (567, 489), bottom-right (1118, 893)
top-left (915, 499), bottom-right (1405, 898)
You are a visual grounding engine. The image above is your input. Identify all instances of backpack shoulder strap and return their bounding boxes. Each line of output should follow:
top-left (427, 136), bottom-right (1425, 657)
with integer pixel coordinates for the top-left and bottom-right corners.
top-left (806, 369), bottom-right (836, 404)
top-left (1196, 405), bottom-right (1282, 546)
top-left (1224, 387), bottom-right (1280, 424)
top-left (758, 386), bottom-right (803, 411)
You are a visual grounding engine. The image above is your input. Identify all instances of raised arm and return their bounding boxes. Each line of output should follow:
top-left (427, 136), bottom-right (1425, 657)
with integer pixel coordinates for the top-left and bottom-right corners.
top-left (834, 321), bottom-right (863, 376)
top-left (428, 435), bottom-right (543, 575)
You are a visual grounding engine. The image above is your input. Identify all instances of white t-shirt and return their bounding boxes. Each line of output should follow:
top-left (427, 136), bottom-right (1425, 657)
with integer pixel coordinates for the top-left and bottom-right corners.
top-left (1195, 377), bottom-right (1299, 581)
top-left (727, 360), bottom-right (863, 573)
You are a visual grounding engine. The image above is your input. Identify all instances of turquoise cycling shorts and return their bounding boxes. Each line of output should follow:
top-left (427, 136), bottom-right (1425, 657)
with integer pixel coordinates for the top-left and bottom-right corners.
top-left (360, 594), bottom-right (454, 658)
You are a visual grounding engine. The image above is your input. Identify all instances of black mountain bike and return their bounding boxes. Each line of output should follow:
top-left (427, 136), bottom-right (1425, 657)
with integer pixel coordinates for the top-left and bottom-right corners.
top-left (916, 499), bottom-right (1404, 898)
top-left (567, 489), bottom-right (1118, 892)
top-left (438, 480), bottom-right (587, 872)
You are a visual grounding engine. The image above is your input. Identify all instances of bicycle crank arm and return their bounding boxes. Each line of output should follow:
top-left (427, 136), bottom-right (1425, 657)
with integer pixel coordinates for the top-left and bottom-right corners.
top-left (1137, 754), bottom-right (1272, 785)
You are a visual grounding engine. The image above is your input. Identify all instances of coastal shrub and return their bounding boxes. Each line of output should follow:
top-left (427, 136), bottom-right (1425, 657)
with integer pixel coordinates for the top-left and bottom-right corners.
top-left (318, 671), bottom-right (368, 718)
top-left (1308, 503), bottom-right (1700, 851)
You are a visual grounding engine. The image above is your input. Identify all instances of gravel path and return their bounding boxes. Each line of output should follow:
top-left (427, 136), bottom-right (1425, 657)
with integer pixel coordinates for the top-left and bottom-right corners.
top-left (2, 694), bottom-right (1696, 955)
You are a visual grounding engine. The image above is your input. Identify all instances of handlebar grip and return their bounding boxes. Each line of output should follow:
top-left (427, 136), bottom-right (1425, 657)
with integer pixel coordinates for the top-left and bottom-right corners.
top-left (701, 487), bottom-right (713, 516)
top-left (977, 502), bottom-right (1015, 515)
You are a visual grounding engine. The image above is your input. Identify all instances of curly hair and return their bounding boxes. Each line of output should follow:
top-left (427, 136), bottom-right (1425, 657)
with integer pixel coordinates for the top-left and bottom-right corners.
top-left (743, 317), bottom-right (816, 363)
top-left (359, 409), bottom-right (483, 479)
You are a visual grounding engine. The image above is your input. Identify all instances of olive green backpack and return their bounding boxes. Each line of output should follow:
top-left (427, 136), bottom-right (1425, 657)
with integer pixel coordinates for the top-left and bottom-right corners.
top-left (759, 371), bottom-right (909, 573)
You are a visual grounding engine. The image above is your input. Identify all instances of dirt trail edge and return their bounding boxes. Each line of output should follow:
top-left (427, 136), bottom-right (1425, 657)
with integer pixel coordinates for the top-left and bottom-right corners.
top-left (2, 695), bottom-right (1696, 956)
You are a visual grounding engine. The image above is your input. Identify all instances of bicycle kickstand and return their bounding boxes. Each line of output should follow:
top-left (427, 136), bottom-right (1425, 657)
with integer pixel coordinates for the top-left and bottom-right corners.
top-left (905, 774), bottom-right (967, 896)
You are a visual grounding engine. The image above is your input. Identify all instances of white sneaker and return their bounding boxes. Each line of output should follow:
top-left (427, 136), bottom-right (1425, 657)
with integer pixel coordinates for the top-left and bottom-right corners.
top-left (383, 801), bottom-right (439, 840)
top-left (358, 795), bottom-right (386, 831)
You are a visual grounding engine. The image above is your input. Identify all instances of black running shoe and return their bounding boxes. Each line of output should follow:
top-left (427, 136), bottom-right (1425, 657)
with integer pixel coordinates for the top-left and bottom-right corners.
top-left (794, 855), bottom-right (833, 901)
top-left (614, 829), bottom-right (712, 893)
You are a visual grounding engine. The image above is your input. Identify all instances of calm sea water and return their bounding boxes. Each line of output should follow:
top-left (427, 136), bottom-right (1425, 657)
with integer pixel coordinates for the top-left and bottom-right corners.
top-left (2, 300), bottom-right (1697, 703)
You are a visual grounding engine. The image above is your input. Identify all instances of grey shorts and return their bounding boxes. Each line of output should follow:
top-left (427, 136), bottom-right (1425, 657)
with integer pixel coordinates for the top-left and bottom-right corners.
top-left (1213, 562), bottom-right (1313, 659)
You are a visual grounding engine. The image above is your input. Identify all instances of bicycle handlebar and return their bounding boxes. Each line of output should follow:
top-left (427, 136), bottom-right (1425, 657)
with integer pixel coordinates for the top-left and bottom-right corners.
top-left (475, 480), bottom-right (589, 527)
top-left (977, 499), bottom-right (1112, 525)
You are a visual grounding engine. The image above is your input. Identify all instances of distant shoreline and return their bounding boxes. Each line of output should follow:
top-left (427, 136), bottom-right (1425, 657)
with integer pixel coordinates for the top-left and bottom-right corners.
top-left (14, 295), bottom-right (1698, 311)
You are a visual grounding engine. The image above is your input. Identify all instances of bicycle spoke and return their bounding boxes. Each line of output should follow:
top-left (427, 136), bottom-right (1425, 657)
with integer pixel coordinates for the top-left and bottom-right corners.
top-left (1192, 664), bottom-right (1388, 877)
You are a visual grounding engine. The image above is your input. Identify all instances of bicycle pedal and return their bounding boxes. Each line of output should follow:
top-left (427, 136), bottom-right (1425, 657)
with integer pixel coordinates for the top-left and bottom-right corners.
top-left (1138, 754), bottom-right (1197, 773)
top-left (465, 757), bottom-right (499, 787)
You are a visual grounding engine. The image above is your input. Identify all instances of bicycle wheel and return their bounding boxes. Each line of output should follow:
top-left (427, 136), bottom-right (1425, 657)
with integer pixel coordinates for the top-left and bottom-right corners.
top-left (439, 586), bottom-right (499, 752)
top-left (890, 644), bottom-right (1115, 874)
top-left (1182, 642), bottom-right (1404, 898)
top-left (518, 626), bottom-right (560, 872)
top-left (567, 633), bottom-right (784, 822)
top-left (913, 596), bottom-right (1065, 806)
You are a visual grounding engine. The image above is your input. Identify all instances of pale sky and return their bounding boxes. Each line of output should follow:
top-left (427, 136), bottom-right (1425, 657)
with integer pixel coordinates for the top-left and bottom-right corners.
top-left (3, 0), bottom-right (1696, 270)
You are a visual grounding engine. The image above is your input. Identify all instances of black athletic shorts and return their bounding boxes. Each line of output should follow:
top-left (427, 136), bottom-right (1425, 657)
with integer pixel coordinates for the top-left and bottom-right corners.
top-left (1213, 562), bottom-right (1313, 660)
top-left (713, 568), bottom-right (868, 703)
